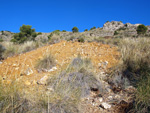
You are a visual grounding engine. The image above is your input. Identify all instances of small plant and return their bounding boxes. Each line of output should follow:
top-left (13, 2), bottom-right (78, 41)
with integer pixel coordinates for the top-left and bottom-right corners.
top-left (78, 37), bottom-right (85, 43)
top-left (19, 41), bottom-right (38, 53)
top-left (35, 53), bottom-right (56, 71)
top-left (84, 29), bottom-right (88, 32)
top-left (48, 30), bottom-right (60, 40)
top-left (114, 31), bottom-right (119, 35)
top-left (2, 42), bottom-right (18, 58)
top-left (137, 24), bottom-right (148, 35)
top-left (0, 44), bottom-right (5, 59)
top-left (0, 38), bottom-right (3, 42)
top-left (72, 27), bottom-right (79, 33)
top-left (134, 75), bottom-right (150, 113)
top-left (62, 30), bottom-right (66, 32)
top-left (47, 56), bottom-right (102, 99)
top-left (0, 79), bottom-right (31, 113)
top-left (90, 26), bottom-right (96, 30)
top-left (37, 32), bottom-right (42, 35)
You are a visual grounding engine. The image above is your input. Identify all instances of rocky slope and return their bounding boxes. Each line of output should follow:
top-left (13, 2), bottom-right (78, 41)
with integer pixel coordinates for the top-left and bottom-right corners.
top-left (0, 40), bottom-right (136, 112)
top-left (0, 31), bottom-right (14, 41)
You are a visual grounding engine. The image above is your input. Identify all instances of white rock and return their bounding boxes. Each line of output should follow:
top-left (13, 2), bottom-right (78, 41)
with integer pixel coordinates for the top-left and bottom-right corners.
top-left (15, 67), bottom-right (19, 70)
top-left (108, 96), bottom-right (113, 99)
top-left (104, 61), bottom-right (108, 65)
top-left (101, 102), bottom-right (111, 109)
top-left (12, 64), bottom-right (17, 66)
top-left (98, 63), bottom-right (102, 67)
top-left (0, 61), bottom-right (2, 64)
top-left (99, 98), bottom-right (103, 102)
top-left (48, 66), bottom-right (57, 72)
top-left (25, 68), bottom-right (33, 75)
top-left (47, 87), bottom-right (54, 92)
top-left (37, 75), bottom-right (48, 85)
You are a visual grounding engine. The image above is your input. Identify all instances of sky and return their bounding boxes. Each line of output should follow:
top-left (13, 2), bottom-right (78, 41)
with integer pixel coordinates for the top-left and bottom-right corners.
top-left (0, 0), bottom-right (150, 33)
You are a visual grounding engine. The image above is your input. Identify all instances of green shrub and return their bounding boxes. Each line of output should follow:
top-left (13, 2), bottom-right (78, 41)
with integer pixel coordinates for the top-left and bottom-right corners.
top-left (137, 24), bottom-right (148, 35)
top-left (11, 25), bottom-right (37, 43)
top-left (0, 38), bottom-right (3, 42)
top-left (62, 30), bottom-right (66, 32)
top-left (37, 32), bottom-right (42, 35)
top-left (84, 29), bottom-right (88, 32)
top-left (48, 30), bottom-right (60, 40)
top-left (72, 27), bottom-right (79, 33)
top-left (114, 31), bottom-right (119, 35)
top-left (78, 37), bottom-right (85, 43)
top-left (90, 26), bottom-right (96, 30)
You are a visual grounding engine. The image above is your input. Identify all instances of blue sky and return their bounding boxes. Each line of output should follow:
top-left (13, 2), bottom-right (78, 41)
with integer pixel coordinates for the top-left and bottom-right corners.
top-left (0, 0), bottom-right (150, 33)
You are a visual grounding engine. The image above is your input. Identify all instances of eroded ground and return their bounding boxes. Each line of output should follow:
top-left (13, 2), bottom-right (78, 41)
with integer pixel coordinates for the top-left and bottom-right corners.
top-left (0, 40), bottom-right (125, 112)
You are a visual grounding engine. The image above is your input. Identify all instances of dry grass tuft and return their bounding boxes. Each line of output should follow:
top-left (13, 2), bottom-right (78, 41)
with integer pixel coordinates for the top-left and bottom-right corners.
top-left (35, 53), bottom-right (56, 71)
top-left (1, 41), bottom-right (43, 59)
top-left (108, 37), bottom-right (150, 112)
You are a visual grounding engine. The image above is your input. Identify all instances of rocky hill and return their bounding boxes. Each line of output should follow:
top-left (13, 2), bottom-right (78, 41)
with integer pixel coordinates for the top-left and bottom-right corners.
top-left (1, 21), bottom-right (150, 42)
top-left (0, 31), bottom-right (14, 41)
top-left (0, 22), bottom-right (150, 112)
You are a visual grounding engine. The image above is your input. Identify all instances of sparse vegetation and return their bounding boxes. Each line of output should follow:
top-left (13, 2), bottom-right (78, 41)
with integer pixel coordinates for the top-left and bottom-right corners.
top-left (1, 21), bottom-right (150, 113)
top-left (1, 41), bottom-right (42, 58)
top-left (108, 38), bottom-right (150, 112)
top-left (46, 57), bottom-right (102, 112)
top-left (48, 30), bottom-right (60, 40)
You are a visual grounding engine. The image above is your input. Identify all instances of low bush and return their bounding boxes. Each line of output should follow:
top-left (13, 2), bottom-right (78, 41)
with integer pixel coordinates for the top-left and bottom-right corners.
top-left (48, 57), bottom-right (102, 97)
top-left (62, 30), bottom-right (66, 32)
top-left (48, 30), bottom-right (60, 40)
top-left (1, 41), bottom-right (43, 59)
top-left (0, 39), bottom-right (3, 42)
top-left (46, 57), bottom-right (103, 112)
top-left (0, 79), bottom-right (29, 112)
top-left (109, 38), bottom-right (150, 112)
top-left (137, 24), bottom-right (148, 35)
top-left (2, 42), bottom-right (18, 58)
top-left (0, 44), bottom-right (5, 59)
top-left (134, 75), bottom-right (150, 113)
top-left (84, 29), bottom-right (88, 32)
top-left (35, 53), bottom-right (56, 71)
top-left (72, 27), bottom-right (79, 33)
top-left (78, 37), bottom-right (85, 43)
top-left (90, 26), bottom-right (96, 30)
top-left (114, 31), bottom-right (119, 35)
